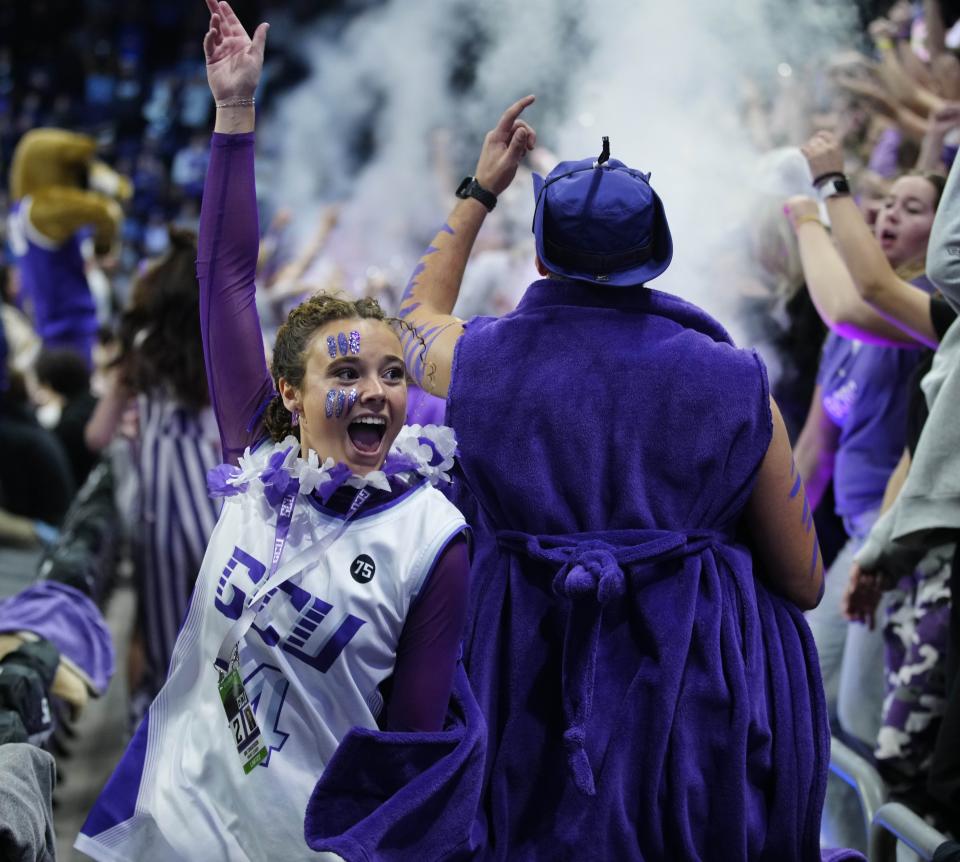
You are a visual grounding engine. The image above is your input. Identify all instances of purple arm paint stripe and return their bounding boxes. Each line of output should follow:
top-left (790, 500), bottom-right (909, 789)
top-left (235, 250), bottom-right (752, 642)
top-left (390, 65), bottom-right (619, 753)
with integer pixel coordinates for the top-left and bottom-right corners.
top-left (397, 264), bottom-right (427, 319)
top-left (405, 325), bottom-right (441, 381)
top-left (399, 223), bottom-right (456, 309)
top-left (790, 456), bottom-right (820, 580)
top-left (404, 325), bottom-right (437, 369)
top-left (788, 474), bottom-right (802, 499)
top-left (397, 221), bottom-right (459, 383)
top-left (422, 323), bottom-right (455, 353)
top-left (407, 323), bottom-right (457, 385)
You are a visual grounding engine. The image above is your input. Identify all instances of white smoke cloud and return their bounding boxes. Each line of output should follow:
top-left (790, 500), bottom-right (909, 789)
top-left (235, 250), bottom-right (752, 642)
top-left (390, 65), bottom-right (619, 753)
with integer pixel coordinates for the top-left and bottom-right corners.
top-left (263, 0), bottom-right (858, 340)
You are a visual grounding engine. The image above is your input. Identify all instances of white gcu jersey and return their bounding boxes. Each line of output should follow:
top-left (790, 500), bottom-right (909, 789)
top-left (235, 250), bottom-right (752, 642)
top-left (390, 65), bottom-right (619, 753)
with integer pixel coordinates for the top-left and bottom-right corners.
top-left (77, 479), bottom-right (466, 862)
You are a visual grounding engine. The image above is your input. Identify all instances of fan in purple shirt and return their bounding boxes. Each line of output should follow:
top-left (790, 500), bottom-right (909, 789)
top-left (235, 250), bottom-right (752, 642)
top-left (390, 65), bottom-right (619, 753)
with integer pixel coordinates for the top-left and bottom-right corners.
top-left (786, 130), bottom-right (948, 752)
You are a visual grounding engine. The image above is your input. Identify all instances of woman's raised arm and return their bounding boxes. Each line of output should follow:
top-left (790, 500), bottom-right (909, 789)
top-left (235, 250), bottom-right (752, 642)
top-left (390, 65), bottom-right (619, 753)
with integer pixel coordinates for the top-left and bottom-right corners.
top-left (785, 195), bottom-right (925, 347)
top-left (196, 0), bottom-right (274, 464)
top-left (791, 131), bottom-right (940, 348)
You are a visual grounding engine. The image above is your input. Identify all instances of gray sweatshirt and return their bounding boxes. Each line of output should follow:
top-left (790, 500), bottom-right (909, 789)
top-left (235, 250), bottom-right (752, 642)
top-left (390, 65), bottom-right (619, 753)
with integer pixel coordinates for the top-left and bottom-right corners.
top-left (927, 152), bottom-right (960, 313)
top-left (856, 317), bottom-right (960, 575)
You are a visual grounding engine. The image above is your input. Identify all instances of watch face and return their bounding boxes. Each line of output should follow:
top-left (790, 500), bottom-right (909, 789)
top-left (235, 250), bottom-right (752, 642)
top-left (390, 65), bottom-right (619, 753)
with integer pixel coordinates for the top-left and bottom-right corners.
top-left (820, 177), bottom-right (851, 200)
top-left (456, 177), bottom-right (474, 198)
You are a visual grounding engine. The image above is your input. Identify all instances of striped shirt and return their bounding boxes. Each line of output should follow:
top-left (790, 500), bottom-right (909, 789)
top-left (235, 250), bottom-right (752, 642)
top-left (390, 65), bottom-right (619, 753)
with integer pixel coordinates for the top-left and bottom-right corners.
top-left (135, 393), bottom-right (221, 697)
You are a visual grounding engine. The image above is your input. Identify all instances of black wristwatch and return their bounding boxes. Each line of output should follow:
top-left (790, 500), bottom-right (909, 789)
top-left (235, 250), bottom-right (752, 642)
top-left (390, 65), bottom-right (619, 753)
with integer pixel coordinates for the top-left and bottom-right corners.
top-left (816, 175), bottom-right (851, 202)
top-left (456, 176), bottom-right (497, 211)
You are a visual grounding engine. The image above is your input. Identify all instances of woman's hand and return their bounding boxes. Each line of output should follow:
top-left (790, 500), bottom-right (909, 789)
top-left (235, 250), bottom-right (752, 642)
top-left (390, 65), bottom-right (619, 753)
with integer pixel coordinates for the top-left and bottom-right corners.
top-left (800, 130), bottom-right (846, 181)
top-left (202, 0), bottom-right (269, 103)
top-left (841, 562), bottom-right (884, 629)
top-left (783, 195), bottom-right (821, 232)
top-left (928, 101), bottom-right (960, 137)
top-left (474, 95), bottom-right (537, 196)
top-left (869, 17), bottom-right (899, 45)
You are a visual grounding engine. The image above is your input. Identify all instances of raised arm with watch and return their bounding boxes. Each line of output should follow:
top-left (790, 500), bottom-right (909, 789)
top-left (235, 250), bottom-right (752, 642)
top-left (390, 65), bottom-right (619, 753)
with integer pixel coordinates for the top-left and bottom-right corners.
top-left (455, 176), bottom-right (498, 211)
top-left (396, 96), bottom-right (537, 396)
top-left (785, 130), bottom-right (942, 348)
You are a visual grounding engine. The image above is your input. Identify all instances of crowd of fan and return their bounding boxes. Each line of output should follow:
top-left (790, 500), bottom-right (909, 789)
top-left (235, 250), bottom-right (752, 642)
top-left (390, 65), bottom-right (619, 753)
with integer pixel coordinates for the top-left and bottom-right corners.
top-left (1, 0), bottom-right (960, 857)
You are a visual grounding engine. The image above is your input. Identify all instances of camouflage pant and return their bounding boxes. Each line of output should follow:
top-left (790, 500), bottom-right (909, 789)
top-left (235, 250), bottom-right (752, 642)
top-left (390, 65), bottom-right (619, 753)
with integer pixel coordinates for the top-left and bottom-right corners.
top-left (876, 544), bottom-right (954, 793)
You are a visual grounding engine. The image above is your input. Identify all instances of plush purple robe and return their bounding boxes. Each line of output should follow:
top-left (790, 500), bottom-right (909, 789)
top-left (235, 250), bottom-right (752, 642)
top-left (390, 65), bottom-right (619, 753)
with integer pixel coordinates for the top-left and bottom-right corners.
top-left (305, 278), bottom-right (860, 860)
top-left (441, 279), bottom-right (834, 860)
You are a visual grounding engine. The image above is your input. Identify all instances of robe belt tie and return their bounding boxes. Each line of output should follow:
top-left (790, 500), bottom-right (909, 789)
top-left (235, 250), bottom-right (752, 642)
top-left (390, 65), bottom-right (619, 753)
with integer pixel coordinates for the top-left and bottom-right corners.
top-left (496, 528), bottom-right (720, 796)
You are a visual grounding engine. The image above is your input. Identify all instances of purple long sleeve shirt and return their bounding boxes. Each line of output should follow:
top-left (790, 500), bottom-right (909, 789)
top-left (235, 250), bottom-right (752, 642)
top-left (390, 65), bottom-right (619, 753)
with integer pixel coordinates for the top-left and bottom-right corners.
top-left (196, 132), bottom-right (468, 733)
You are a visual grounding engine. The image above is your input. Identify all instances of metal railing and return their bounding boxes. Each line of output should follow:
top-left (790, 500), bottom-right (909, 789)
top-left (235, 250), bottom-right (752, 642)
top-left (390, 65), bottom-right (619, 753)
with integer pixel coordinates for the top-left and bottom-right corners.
top-left (829, 736), bottom-right (888, 857)
top-left (869, 802), bottom-right (948, 861)
top-left (828, 737), bottom-right (950, 860)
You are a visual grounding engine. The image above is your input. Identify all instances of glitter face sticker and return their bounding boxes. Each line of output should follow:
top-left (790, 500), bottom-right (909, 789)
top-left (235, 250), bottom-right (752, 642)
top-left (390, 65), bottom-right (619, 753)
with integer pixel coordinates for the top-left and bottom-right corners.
top-left (326, 336), bottom-right (337, 359)
top-left (348, 330), bottom-right (361, 355)
top-left (337, 332), bottom-right (349, 357)
top-left (346, 388), bottom-right (358, 413)
top-left (325, 390), bottom-right (336, 419)
top-left (335, 389), bottom-right (346, 418)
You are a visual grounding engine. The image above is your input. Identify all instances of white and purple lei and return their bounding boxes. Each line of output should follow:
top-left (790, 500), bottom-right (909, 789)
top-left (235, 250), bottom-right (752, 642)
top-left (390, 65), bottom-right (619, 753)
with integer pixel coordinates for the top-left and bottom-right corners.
top-left (207, 424), bottom-right (458, 508)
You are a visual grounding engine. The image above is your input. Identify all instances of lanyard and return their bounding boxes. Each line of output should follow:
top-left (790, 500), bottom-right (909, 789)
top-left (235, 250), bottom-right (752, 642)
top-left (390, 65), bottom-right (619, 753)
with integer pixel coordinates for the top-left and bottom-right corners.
top-left (215, 485), bottom-right (371, 672)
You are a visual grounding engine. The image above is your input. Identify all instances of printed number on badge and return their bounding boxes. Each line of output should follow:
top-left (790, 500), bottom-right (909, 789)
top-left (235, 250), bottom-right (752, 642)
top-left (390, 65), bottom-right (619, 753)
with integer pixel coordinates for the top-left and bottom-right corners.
top-left (350, 554), bottom-right (376, 584)
top-left (217, 659), bottom-right (268, 774)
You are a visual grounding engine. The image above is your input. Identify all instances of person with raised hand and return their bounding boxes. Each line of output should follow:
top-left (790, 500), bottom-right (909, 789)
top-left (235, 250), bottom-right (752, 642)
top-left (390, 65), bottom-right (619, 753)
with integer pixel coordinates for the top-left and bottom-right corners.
top-left (785, 129), bottom-right (949, 350)
top-left (785, 127), bottom-right (952, 756)
top-left (76, 4), bottom-right (473, 860)
top-left (395, 92), bottom-right (849, 859)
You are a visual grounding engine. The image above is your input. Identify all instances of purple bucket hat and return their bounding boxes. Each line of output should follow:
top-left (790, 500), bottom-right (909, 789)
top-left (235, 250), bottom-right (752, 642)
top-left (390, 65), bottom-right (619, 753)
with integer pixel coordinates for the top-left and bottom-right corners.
top-left (532, 156), bottom-right (673, 286)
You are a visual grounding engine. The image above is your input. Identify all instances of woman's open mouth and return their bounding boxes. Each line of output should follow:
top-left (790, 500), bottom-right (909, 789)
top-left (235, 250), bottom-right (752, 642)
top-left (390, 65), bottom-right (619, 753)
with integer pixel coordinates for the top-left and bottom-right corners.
top-left (347, 415), bottom-right (387, 455)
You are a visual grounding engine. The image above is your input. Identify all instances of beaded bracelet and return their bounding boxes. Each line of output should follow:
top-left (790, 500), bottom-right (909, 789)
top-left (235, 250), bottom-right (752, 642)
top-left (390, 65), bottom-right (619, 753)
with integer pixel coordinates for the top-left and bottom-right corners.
top-left (215, 98), bottom-right (256, 108)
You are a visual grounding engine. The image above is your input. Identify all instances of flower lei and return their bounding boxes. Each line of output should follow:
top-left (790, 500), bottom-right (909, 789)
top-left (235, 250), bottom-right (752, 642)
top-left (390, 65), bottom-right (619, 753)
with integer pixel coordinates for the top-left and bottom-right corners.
top-left (206, 424), bottom-right (458, 507)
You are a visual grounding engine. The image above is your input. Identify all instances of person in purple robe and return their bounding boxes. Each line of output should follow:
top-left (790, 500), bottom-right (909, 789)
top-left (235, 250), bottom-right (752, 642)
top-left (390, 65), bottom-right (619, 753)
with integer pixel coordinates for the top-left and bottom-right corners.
top-left (306, 95), bottom-right (857, 859)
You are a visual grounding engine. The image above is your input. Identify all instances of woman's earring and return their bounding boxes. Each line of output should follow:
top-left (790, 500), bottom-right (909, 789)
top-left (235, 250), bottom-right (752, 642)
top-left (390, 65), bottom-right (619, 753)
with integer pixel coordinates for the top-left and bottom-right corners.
top-left (291, 409), bottom-right (300, 427)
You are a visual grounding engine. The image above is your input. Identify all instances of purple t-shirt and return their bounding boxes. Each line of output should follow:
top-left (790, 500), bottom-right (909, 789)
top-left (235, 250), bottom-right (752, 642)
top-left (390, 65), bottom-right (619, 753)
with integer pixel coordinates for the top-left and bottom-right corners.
top-left (817, 330), bottom-right (922, 517)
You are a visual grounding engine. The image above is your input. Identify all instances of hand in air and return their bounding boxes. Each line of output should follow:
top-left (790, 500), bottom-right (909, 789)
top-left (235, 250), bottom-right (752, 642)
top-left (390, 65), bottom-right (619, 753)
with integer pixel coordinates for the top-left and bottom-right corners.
top-left (841, 562), bottom-right (883, 630)
top-left (868, 18), bottom-right (898, 44)
top-left (800, 130), bottom-right (845, 180)
top-left (783, 195), bottom-right (821, 231)
top-left (929, 102), bottom-right (960, 136)
top-left (474, 95), bottom-right (538, 196)
top-left (202, 0), bottom-right (269, 103)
